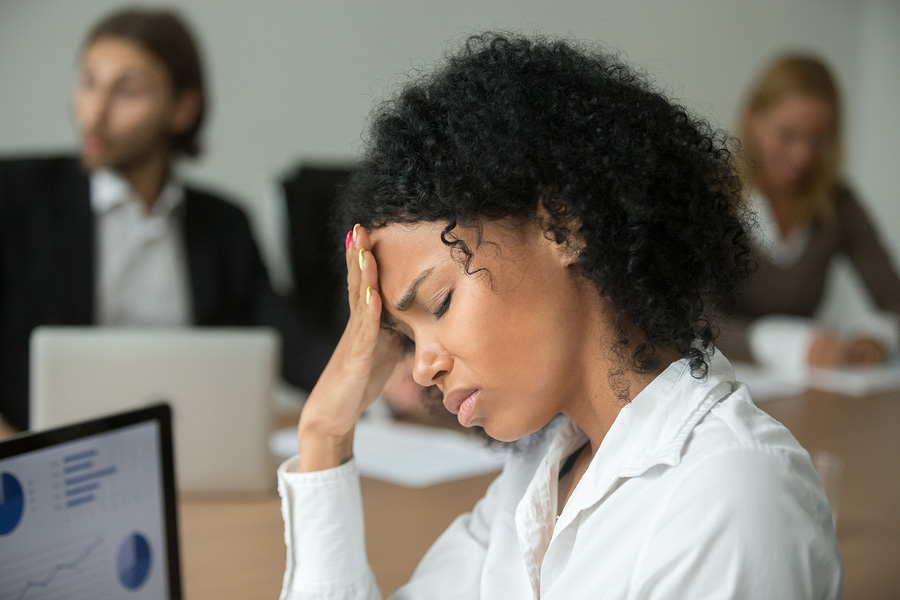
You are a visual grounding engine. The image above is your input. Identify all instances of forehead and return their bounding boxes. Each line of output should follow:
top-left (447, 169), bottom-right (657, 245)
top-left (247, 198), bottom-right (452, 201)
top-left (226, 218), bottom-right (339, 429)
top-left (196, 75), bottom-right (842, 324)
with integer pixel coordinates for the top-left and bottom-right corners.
top-left (766, 93), bottom-right (834, 127)
top-left (371, 222), bottom-right (449, 290)
top-left (81, 36), bottom-right (168, 82)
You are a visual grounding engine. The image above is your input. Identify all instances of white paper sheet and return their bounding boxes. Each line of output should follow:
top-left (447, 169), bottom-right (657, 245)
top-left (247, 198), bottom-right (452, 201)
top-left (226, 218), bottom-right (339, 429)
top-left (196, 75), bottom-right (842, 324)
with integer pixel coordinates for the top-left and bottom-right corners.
top-left (269, 417), bottom-right (507, 487)
top-left (733, 360), bottom-right (900, 401)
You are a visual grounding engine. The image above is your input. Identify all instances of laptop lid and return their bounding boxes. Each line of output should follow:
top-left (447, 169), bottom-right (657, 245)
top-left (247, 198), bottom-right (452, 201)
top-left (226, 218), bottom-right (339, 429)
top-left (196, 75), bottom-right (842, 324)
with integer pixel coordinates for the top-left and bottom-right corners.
top-left (30, 327), bottom-right (279, 494)
top-left (0, 403), bottom-right (181, 599)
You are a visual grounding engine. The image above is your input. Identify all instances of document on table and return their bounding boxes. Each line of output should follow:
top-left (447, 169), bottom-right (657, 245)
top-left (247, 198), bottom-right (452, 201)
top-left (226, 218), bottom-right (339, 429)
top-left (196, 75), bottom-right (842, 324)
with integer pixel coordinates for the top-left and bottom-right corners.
top-left (270, 417), bottom-right (507, 487)
top-left (733, 359), bottom-right (900, 401)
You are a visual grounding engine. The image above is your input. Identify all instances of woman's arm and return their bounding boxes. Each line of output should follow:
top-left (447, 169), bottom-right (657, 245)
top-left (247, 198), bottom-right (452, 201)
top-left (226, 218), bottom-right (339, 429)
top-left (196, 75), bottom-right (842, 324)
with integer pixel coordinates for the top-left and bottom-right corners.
top-left (278, 454), bottom-right (505, 600)
top-left (277, 225), bottom-right (399, 599)
top-left (279, 225), bottom-right (499, 599)
top-left (278, 459), bottom-right (379, 600)
top-left (837, 186), bottom-right (900, 315)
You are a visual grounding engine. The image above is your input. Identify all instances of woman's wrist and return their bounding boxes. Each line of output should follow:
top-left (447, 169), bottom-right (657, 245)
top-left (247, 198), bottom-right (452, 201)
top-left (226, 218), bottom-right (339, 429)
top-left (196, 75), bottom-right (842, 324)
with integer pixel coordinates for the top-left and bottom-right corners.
top-left (297, 407), bottom-right (356, 472)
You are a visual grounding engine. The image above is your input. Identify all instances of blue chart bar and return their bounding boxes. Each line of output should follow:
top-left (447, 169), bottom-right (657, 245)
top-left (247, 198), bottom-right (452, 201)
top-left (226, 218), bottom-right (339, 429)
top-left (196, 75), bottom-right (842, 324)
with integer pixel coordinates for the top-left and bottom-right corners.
top-left (58, 450), bottom-right (116, 510)
top-left (66, 494), bottom-right (96, 509)
top-left (65, 466), bottom-right (116, 487)
top-left (63, 461), bottom-right (94, 475)
top-left (66, 483), bottom-right (100, 498)
top-left (63, 449), bottom-right (98, 463)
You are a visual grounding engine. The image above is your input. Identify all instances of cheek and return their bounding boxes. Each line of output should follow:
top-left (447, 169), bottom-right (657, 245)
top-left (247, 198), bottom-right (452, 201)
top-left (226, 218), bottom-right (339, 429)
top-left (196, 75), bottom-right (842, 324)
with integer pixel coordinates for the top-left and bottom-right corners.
top-left (458, 284), bottom-right (569, 383)
top-left (110, 99), bottom-right (168, 136)
top-left (756, 129), bottom-right (784, 162)
top-left (73, 92), bottom-right (93, 126)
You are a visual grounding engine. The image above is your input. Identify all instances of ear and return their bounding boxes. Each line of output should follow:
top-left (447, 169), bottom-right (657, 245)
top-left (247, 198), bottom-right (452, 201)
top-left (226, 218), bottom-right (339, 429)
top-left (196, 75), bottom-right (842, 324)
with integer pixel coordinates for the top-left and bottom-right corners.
top-left (556, 231), bottom-right (584, 267)
top-left (169, 89), bottom-right (202, 135)
top-left (536, 197), bottom-right (584, 267)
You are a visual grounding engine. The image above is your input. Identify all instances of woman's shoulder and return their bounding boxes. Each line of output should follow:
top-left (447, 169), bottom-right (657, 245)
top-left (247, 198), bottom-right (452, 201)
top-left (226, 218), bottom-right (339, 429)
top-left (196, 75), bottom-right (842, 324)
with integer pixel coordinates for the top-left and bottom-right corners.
top-left (685, 387), bottom-right (808, 467)
top-left (831, 180), bottom-right (866, 214)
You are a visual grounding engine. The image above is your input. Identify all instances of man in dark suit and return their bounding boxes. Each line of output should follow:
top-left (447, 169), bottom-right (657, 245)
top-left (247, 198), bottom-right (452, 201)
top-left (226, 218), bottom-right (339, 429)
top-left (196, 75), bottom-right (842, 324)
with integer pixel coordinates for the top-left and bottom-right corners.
top-left (0, 8), bottom-right (308, 430)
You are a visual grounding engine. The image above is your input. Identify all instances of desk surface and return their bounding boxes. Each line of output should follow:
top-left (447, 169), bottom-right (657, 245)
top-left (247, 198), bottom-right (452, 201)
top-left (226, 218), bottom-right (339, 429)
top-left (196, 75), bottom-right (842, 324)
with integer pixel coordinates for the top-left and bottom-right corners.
top-left (179, 472), bottom-right (496, 599)
top-left (5, 388), bottom-right (899, 598)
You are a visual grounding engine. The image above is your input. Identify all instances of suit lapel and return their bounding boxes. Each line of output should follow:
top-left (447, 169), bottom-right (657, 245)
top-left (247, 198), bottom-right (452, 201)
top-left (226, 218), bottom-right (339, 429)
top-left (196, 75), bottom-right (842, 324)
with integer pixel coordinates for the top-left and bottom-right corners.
top-left (54, 162), bottom-right (95, 323)
top-left (183, 190), bottom-right (214, 325)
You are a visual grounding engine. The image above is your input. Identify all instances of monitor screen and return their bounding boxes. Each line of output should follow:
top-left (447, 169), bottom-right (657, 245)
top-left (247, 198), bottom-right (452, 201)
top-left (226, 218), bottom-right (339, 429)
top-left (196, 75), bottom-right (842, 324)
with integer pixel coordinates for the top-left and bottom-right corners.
top-left (0, 404), bottom-right (180, 599)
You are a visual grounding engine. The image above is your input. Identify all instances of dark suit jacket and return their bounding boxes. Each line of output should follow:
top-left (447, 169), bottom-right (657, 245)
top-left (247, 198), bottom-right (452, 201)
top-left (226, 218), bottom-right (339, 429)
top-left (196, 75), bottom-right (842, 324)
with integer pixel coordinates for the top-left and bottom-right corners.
top-left (0, 156), bottom-right (310, 429)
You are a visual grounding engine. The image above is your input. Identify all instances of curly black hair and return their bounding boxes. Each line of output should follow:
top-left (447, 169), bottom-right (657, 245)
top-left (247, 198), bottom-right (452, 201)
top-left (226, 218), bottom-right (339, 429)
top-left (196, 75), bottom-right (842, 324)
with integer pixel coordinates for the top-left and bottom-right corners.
top-left (336, 33), bottom-right (751, 378)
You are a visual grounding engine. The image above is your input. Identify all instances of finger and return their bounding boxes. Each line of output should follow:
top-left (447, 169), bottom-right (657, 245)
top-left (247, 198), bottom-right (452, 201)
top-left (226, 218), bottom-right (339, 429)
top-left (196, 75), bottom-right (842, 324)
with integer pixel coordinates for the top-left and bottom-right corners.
top-left (848, 338), bottom-right (886, 365)
top-left (345, 224), bottom-right (363, 312)
top-left (347, 225), bottom-right (378, 315)
top-left (345, 241), bottom-right (383, 353)
top-left (809, 338), bottom-right (846, 368)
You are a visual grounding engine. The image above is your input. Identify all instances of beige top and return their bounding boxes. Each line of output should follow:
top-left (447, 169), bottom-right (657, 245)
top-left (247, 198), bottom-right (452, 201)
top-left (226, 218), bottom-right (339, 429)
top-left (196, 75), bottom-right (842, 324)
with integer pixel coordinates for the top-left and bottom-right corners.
top-left (717, 184), bottom-right (900, 363)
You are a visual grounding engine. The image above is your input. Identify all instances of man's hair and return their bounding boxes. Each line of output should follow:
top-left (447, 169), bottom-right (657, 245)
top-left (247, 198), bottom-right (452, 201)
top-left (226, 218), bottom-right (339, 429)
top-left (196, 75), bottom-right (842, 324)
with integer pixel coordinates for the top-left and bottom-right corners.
top-left (85, 7), bottom-right (206, 157)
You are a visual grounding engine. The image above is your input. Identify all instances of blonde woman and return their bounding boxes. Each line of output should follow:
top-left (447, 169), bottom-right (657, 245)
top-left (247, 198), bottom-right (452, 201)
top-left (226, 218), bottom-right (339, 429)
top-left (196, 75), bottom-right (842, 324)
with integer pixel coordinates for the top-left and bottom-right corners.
top-left (717, 54), bottom-right (900, 369)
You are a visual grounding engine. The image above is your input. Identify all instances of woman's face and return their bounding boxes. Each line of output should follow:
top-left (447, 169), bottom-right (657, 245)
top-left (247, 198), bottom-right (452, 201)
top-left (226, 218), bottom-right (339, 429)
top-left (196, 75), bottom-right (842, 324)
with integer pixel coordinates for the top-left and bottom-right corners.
top-left (371, 219), bottom-right (602, 442)
top-left (748, 93), bottom-right (835, 196)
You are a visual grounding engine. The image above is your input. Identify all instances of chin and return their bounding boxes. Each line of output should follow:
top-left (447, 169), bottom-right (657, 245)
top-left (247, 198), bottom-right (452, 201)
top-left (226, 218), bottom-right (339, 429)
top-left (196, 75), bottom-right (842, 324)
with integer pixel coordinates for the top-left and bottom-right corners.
top-left (80, 151), bottom-right (119, 172)
top-left (80, 153), bottom-right (102, 171)
top-left (479, 420), bottom-right (540, 444)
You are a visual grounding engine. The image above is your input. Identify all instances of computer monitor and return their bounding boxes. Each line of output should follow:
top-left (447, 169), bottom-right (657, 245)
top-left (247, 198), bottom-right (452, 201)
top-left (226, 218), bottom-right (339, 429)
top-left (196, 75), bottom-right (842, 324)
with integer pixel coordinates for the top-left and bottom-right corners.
top-left (30, 327), bottom-right (279, 494)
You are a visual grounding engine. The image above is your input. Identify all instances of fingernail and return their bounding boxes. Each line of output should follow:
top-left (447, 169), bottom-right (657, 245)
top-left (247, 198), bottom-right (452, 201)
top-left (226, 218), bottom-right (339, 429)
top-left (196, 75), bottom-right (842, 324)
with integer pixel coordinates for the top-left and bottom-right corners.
top-left (352, 224), bottom-right (360, 245)
top-left (345, 230), bottom-right (352, 250)
top-left (358, 248), bottom-right (365, 270)
top-left (366, 286), bottom-right (372, 305)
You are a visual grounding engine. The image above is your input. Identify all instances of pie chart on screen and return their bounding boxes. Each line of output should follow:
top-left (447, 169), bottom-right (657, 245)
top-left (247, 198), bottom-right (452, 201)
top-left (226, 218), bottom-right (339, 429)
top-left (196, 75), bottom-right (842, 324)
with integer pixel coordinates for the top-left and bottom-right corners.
top-left (0, 472), bottom-right (25, 535)
top-left (117, 532), bottom-right (152, 590)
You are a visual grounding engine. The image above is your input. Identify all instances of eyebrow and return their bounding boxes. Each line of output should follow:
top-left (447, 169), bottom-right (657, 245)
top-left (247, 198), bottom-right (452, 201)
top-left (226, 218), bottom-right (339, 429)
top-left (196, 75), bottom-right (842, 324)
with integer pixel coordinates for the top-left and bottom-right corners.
top-left (396, 267), bottom-right (435, 312)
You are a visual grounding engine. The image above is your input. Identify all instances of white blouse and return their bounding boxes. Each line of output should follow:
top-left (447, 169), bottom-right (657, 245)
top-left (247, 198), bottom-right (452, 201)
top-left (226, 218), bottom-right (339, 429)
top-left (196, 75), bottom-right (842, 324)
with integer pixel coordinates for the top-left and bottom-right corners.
top-left (277, 352), bottom-right (842, 599)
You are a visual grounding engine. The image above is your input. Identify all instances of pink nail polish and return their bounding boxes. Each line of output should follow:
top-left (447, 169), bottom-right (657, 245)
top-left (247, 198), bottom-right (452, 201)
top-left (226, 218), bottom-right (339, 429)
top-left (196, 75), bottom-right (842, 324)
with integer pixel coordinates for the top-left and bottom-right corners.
top-left (345, 230), bottom-right (352, 250)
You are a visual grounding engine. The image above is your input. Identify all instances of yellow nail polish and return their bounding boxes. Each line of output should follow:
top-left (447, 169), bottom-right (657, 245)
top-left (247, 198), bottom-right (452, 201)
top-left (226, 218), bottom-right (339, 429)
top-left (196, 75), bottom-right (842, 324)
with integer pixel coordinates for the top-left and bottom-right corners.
top-left (352, 224), bottom-right (360, 244)
top-left (366, 286), bottom-right (372, 305)
top-left (358, 248), bottom-right (365, 270)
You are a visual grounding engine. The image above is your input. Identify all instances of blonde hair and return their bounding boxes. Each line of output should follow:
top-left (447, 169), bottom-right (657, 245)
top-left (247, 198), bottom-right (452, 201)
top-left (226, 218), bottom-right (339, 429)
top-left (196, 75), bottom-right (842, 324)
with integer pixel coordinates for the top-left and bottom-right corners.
top-left (738, 54), bottom-right (841, 222)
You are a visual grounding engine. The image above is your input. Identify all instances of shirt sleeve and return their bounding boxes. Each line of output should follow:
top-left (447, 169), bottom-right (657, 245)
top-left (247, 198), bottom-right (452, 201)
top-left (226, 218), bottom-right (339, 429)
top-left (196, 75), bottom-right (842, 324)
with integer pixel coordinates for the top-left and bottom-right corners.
top-left (836, 186), bottom-right (900, 316)
top-left (628, 446), bottom-right (843, 600)
top-left (278, 456), bottom-right (504, 600)
top-left (277, 457), bottom-right (381, 600)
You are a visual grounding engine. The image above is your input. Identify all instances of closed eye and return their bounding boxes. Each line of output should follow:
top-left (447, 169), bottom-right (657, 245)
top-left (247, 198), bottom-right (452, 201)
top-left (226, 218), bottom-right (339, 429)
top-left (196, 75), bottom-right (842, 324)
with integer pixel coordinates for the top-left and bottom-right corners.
top-left (433, 290), bottom-right (453, 319)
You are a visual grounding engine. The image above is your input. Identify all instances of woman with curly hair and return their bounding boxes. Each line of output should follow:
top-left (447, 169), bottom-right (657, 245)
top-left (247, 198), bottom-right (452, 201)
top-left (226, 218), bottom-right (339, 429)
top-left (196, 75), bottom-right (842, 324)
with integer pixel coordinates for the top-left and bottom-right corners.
top-left (716, 54), bottom-right (900, 370)
top-left (277, 34), bottom-right (841, 598)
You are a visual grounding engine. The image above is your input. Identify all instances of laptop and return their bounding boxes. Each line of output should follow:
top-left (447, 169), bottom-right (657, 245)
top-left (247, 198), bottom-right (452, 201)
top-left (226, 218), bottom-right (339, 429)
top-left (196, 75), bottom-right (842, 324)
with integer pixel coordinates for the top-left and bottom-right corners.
top-left (30, 327), bottom-right (280, 495)
top-left (0, 404), bottom-right (182, 599)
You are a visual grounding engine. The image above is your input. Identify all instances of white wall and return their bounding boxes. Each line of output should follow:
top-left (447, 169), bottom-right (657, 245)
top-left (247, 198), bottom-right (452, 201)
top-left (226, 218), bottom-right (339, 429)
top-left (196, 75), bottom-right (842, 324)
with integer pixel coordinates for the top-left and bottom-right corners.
top-left (1, 0), bottom-right (896, 289)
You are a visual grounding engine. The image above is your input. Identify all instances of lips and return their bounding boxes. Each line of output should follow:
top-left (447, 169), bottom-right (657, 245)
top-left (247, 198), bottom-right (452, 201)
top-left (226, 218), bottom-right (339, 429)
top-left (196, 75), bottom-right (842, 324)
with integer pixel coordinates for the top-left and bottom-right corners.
top-left (443, 388), bottom-right (479, 427)
top-left (82, 133), bottom-right (108, 157)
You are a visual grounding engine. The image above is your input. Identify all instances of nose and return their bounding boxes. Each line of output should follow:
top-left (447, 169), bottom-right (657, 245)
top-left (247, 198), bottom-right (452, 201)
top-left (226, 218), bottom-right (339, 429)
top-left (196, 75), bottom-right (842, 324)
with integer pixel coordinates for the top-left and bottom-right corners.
top-left (76, 87), bottom-right (111, 132)
top-left (788, 140), bottom-right (817, 171)
top-left (411, 342), bottom-right (452, 388)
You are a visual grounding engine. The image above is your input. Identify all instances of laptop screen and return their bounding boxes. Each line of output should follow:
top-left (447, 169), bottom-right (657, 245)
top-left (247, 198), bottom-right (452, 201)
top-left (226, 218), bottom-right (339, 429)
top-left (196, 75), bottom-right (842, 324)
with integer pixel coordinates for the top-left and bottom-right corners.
top-left (0, 404), bottom-right (181, 599)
